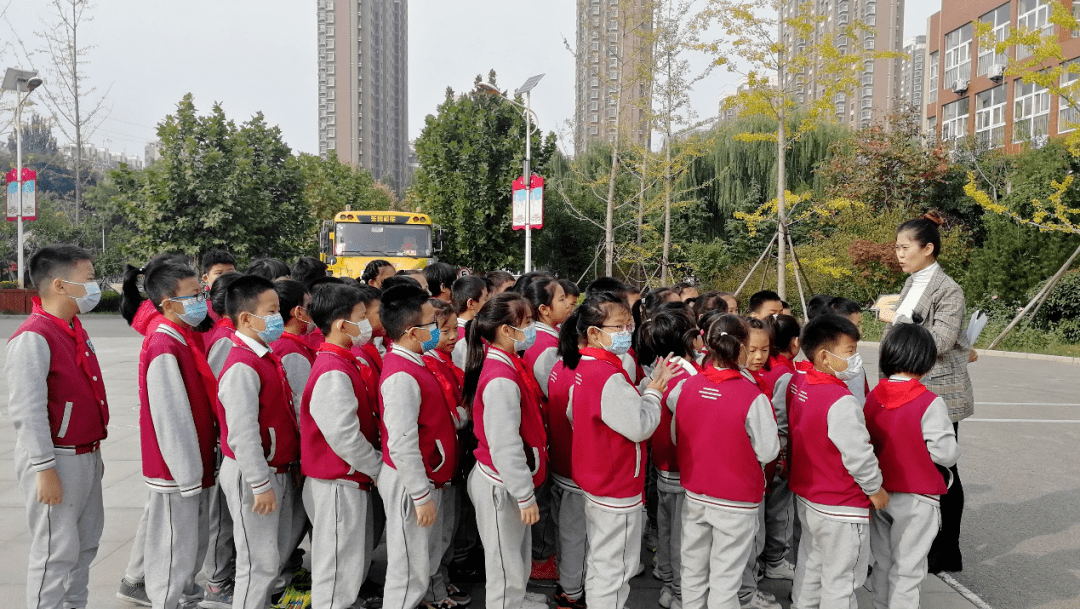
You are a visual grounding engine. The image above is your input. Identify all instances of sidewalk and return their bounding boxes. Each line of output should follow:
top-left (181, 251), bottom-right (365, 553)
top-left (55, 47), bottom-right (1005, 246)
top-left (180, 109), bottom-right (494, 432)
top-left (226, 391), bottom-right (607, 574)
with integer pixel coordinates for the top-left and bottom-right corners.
top-left (0, 333), bottom-right (981, 609)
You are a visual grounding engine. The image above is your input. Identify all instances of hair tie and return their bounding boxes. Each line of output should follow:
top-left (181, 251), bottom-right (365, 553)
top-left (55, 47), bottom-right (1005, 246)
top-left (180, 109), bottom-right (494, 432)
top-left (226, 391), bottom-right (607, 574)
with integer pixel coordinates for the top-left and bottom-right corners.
top-left (720, 331), bottom-right (729, 337)
top-left (139, 267), bottom-right (147, 274)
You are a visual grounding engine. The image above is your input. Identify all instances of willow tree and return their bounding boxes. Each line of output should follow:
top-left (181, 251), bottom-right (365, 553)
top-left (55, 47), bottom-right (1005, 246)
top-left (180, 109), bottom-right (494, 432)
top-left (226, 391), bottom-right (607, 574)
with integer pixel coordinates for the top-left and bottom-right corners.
top-left (692, 0), bottom-right (890, 298)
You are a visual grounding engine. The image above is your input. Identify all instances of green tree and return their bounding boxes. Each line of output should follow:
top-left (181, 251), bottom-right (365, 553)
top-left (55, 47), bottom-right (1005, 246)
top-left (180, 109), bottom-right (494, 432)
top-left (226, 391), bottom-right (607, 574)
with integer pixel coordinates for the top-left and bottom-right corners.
top-left (297, 151), bottom-right (396, 240)
top-left (412, 72), bottom-right (557, 271)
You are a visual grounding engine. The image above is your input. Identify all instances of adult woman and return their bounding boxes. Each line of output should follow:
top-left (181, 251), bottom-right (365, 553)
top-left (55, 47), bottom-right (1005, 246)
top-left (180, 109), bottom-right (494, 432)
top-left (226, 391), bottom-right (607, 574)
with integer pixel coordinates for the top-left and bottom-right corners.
top-left (879, 212), bottom-right (973, 573)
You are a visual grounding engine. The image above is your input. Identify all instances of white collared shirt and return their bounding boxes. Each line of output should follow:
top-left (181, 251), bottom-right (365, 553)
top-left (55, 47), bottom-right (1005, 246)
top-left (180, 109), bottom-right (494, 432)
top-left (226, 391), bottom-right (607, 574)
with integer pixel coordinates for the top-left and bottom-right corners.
top-left (234, 330), bottom-right (271, 358)
top-left (896, 262), bottom-right (939, 322)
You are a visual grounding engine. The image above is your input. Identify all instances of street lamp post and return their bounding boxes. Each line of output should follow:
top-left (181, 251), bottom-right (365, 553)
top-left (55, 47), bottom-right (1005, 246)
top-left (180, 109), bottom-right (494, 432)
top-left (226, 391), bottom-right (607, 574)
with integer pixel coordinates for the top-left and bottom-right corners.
top-left (3, 68), bottom-right (43, 289)
top-left (477, 74), bottom-right (544, 273)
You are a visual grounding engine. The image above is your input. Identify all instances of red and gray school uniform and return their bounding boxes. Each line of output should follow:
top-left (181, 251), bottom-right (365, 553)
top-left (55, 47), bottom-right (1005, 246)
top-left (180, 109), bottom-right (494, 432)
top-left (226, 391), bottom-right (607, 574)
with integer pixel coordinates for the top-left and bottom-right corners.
top-left (469, 346), bottom-right (549, 609)
top-left (138, 319), bottom-right (219, 608)
top-left (377, 345), bottom-right (459, 609)
top-left (675, 367), bottom-right (780, 609)
top-left (522, 322), bottom-right (560, 564)
top-left (571, 347), bottom-right (662, 609)
top-left (865, 376), bottom-right (960, 609)
top-left (206, 317), bottom-right (237, 378)
top-left (300, 342), bottom-right (384, 609)
top-left (217, 332), bottom-right (301, 609)
top-left (787, 368), bottom-right (883, 609)
top-left (451, 317), bottom-right (469, 370)
top-left (751, 356), bottom-right (797, 570)
top-left (546, 359), bottom-right (589, 601)
top-left (7, 299), bottom-right (109, 609)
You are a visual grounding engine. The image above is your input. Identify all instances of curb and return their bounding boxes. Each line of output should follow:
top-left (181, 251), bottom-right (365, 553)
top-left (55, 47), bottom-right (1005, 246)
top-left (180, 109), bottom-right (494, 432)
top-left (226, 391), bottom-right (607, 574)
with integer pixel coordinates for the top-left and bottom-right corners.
top-left (857, 341), bottom-right (1080, 366)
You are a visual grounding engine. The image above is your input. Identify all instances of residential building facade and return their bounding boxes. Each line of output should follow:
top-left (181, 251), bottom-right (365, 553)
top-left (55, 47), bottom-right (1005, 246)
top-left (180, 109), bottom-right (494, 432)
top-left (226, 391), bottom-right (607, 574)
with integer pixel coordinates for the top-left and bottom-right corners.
top-left (899, 35), bottom-right (928, 109)
top-left (317, 0), bottom-right (409, 193)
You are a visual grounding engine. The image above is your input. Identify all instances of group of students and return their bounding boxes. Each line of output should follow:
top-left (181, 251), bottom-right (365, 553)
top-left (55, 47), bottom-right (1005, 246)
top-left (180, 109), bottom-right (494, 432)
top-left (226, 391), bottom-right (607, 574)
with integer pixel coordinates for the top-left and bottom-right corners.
top-left (7, 244), bottom-right (959, 609)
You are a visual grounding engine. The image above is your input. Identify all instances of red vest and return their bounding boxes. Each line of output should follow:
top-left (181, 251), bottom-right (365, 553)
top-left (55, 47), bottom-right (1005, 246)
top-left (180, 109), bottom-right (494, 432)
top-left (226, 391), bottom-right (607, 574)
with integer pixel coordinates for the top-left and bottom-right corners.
top-left (864, 381), bottom-right (948, 495)
top-left (303, 328), bottom-right (325, 351)
top-left (523, 328), bottom-right (559, 401)
top-left (423, 350), bottom-right (465, 425)
top-left (473, 348), bottom-right (548, 488)
top-left (10, 303), bottom-right (109, 447)
top-left (207, 319), bottom-right (236, 362)
top-left (273, 332), bottom-right (317, 366)
top-left (300, 344), bottom-right (380, 488)
top-left (677, 369), bottom-right (767, 503)
top-left (787, 369), bottom-right (870, 508)
top-left (132, 298), bottom-right (163, 337)
top-left (358, 342), bottom-right (383, 376)
top-left (546, 360), bottom-right (577, 479)
top-left (138, 321), bottom-right (217, 488)
top-left (571, 356), bottom-right (647, 498)
top-left (378, 349), bottom-right (459, 487)
top-left (218, 335), bottom-right (300, 469)
top-left (651, 366), bottom-right (698, 474)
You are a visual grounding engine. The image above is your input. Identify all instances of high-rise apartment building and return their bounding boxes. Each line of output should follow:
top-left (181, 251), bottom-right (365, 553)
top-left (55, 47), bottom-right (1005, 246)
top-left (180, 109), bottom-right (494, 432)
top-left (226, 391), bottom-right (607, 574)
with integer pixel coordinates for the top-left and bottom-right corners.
top-left (574, 0), bottom-right (653, 153)
top-left (924, 0), bottom-right (1080, 153)
top-left (317, 0), bottom-right (409, 193)
top-left (780, 0), bottom-right (905, 129)
top-left (899, 35), bottom-right (927, 110)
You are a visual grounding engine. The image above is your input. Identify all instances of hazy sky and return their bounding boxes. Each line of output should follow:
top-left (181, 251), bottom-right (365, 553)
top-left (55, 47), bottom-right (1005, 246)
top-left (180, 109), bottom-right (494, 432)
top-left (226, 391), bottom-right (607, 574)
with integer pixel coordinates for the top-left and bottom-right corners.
top-left (2, 0), bottom-right (941, 158)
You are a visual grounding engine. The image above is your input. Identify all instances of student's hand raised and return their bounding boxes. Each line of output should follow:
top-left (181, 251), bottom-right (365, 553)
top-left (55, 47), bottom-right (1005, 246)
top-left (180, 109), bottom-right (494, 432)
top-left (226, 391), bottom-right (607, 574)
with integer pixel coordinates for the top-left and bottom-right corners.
top-left (646, 354), bottom-right (680, 395)
top-left (520, 503), bottom-right (540, 526)
top-left (868, 488), bottom-right (889, 511)
top-left (37, 468), bottom-right (63, 505)
top-left (253, 488), bottom-right (277, 515)
top-left (416, 500), bottom-right (438, 527)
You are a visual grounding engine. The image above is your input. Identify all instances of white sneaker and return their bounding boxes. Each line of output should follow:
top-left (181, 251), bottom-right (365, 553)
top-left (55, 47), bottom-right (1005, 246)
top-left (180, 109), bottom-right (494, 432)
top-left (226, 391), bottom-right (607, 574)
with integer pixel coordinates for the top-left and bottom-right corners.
top-left (518, 599), bottom-right (549, 609)
top-left (763, 558), bottom-right (796, 581)
top-left (739, 589), bottom-right (781, 609)
top-left (659, 586), bottom-right (674, 609)
top-left (524, 592), bottom-right (549, 604)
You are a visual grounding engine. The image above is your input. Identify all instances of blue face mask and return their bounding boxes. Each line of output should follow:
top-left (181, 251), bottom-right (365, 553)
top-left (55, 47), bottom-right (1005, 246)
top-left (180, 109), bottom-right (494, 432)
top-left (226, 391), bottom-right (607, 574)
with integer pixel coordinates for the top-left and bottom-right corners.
top-left (63, 280), bottom-right (101, 314)
top-left (168, 295), bottom-right (208, 328)
top-left (253, 312), bottom-right (285, 344)
top-left (512, 322), bottom-right (537, 352)
top-left (603, 329), bottom-right (633, 356)
top-left (420, 323), bottom-right (441, 352)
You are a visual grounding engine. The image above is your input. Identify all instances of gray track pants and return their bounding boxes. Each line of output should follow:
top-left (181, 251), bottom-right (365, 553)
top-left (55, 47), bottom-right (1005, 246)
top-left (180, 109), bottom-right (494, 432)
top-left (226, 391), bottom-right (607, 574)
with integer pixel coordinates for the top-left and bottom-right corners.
top-left (583, 497), bottom-right (642, 609)
top-left (16, 447), bottom-right (104, 609)
top-left (144, 491), bottom-right (211, 608)
top-left (430, 481), bottom-right (460, 603)
top-left (792, 499), bottom-right (869, 609)
top-left (304, 479), bottom-right (375, 609)
top-left (655, 486), bottom-right (685, 599)
top-left (762, 475), bottom-right (793, 564)
top-left (469, 467), bottom-right (532, 609)
top-left (200, 449), bottom-right (236, 587)
top-left (681, 498), bottom-right (759, 609)
top-left (551, 483), bottom-right (588, 600)
top-left (378, 465), bottom-right (443, 609)
top-left (870, 493), bottom-right (940, 609)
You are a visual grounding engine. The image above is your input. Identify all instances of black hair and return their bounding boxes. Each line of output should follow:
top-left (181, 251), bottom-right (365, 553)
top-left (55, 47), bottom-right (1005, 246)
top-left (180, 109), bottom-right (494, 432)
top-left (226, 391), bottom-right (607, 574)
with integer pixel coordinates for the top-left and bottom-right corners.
top-left (704, 314), bottom-right (749, 370)
top-left (771, 314), bottom-right (801, 357)
top-left (638, 305), bottom-right (698, 365)
top-left (274, 279), bottom-right (309, 325)
top-left (462, 292), bottom-right (532, 405)
top-left (338, 276), bottom-right (361, 288)
top-left (559, 278), bottom-right (581, 298)
top-left (693, 292), bottom-right (729, 319)
top-left (748, 290), bottom-right (782, 314)
top-left (486, 270), bottom-right (516, 291)
top-left (246, 257), bottom-right (290, 281)
top-left (880, 323), bottom-right (938, 377)
top-left (698, 309), bottom-right (727, 335)
top-left (800, 314), bottom-right (861, 363)
top-left (451, 275), bottom-right (489, 314)
top-left (585, 276), bottom-right (629, 299)
top-left (382, 274), bottom-right (425, 293)
top-left (354, 284), bottom-right (381, 305)
top-left (309, 283), bottom-right (364, 337)
top-left (120, 260), bottom-right (197, 324)
top-left (511, 271), bottom-right (553, 294)
top-left (671, 281), bottom-right (696, 296)
top-left (897, 212), bottom-right (944, 259)
top-left (291, 256), bottom-right (327, 288)
top-left (430, 298), bottom-right (456, 323)
top-left (558, 291), bottom-right (630, 370)
top-left (119, 253), bottom-right (187, 324)
top-left (225, 275), bottom-right (277, 325)
top-left (829, 297), bottom-right (863, 319)
top-left (361, 259), bottom-right (394, 285)
top-left (200, 249), bottom-right (236, 274)
top-left (423, 261), bottom-right (458, 297)
top-left (210, 271), bottom-right (243, 317)
top-left (309, 276), bottom-right (345, 293)
top-left (745, 316), bottom-right (773, 370)
top-left (29, 244), bottom-right (93, 291)
top-left (807, 294), bottom-right (835, 321)
top-left (523, 276), bottom-right (562, 318)
top-left (380, 284), bottom-right (430, 340)
top-left (717, 292), bottom-right (739, 313)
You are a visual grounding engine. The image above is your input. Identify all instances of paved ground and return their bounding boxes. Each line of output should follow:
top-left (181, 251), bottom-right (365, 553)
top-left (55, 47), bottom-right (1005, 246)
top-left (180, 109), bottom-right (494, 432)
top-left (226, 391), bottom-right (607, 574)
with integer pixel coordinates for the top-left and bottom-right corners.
top-left (4, 315), bottom-right (1078, 608)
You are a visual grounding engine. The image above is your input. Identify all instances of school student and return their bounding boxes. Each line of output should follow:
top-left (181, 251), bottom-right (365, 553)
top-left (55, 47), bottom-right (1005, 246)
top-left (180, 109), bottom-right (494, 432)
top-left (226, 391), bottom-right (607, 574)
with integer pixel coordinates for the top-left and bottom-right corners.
top-left (829, 297), bottom-right (871, 403)
top-left (362, 259), bottom-right (396, 288)
top-left (346, 285), bottom-right (383, 408)
top-left (675, 315), bottom-right (780, 609)
top-left (206, 272), bottom-right (243, 377)
top-left (787, 315), bottom-right (889, 609)
top-left (747, 290), bottom-right (784, 320)
top-left (124, 254), bottom-right (189, 338)
top-left (217, 275), bottom-right (301, 609)
top-left (865, 323), bottom-right (960, 609)
top-left (584, 277), bottom-right (646, 385)
top-left (132, 260), bottom-right (219, 609)
top-left (377, 284), bottom-right (460, 609)
top-left (523, 276), bottom-right (575, 398)
top-left (7, 245), bottom-right (108, 609)
top-left (246, 257), bottom-right (291, 281)
top-left (464, 293), bottom-right (551, 609)
top-left (299, 283), bottom-right (384, 609)
top-left (201, 249), bottom-right (237, 299)
top-left (561, 293), bottom-right (677, 609)
top-left (425, 261), bottom-right (459, 302)
top-left (638, 306), bottom-right (704, 609)
top-left (451, 275), bottom-right (489, 369)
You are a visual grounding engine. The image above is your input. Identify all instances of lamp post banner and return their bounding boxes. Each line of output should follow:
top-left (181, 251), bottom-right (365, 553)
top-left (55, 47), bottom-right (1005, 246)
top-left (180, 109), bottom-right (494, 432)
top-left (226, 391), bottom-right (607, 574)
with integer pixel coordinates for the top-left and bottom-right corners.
top-left (5, 167), bottom-right (37, 222)
top-left (511, 174), bottom-right (544, 230)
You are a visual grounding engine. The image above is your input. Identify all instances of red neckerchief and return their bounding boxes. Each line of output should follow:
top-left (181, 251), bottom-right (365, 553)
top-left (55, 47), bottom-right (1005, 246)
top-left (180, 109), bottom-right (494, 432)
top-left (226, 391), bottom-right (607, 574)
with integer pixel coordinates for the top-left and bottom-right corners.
top-left (805, 367), bottom-right (849, 388)
top-left (580, 347), bottom-right (634, 386)
top-left (216, 317), bottom-right (235, 331)
top-left (870, 377), bottom-right (928, 410)
top-left (498, 346), bottom-right (546, 432)
top-left (319, 341), bottom-right (367, 378)
top-left (751, 368), bottom-right (769, 393)
top-left (702, 365), bottom-right (744, 385)
top-left (232, 333), bottom-right (299, 431)
top-left (795, 360), bottom-right (813, 373)
top-left (162, 317), bottom-right (220, 416)
top-left (770, 355), bottom-right (795, 373)
top-left (432, 348), bottom-right (464, 386)
top-left (361, 342), bottom-right (383, 375)
top-left (33, 298), bottom-right (107, 409)
top-left (423, 352), bottom-right (462, 419)
top-left (278, 331), bottom-right (315, 361)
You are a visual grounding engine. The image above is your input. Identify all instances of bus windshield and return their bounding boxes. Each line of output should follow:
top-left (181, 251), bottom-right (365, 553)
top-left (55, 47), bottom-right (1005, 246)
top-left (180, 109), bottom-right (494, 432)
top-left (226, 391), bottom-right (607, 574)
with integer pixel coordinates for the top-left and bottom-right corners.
top-left (335, 223), bottom-right (433, 258)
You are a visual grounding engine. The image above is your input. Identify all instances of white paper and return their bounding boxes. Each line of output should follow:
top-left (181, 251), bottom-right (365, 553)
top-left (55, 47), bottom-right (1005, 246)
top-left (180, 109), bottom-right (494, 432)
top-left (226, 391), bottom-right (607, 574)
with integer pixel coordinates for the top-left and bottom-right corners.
top-left (965, 310), bottom-right (988, 347)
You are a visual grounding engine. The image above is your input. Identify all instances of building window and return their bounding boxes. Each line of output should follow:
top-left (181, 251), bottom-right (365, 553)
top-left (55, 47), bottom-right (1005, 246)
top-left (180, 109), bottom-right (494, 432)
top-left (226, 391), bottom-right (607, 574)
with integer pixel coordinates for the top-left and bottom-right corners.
top-left (944, 24), bottom-right (972, 89)
top-left (589, 101), bottom-right (599, 112)
top-left (975, 86), bottom-right (1006, 148)
top-left (1059, 61), bottom-right (1080, 132)
top-left (1014, 79), bottom-right (1050, 142)
top-left (927, 115), bottom-right (938, 139)
top-left (1017, 0), bottom-right (1052, 60)
top-left (590, 113), bottom-right (599, 123)
top-left (977, 4), bottom-right (1010, 77)
top-left (928, 51), bottom-right (939, 103)
top-left (941, 97), bottom-right (970, 144)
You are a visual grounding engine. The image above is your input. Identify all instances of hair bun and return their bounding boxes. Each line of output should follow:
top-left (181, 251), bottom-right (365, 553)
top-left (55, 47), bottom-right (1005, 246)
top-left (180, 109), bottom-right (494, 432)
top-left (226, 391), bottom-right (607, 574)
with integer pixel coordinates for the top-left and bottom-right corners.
top-left (922, 211), bottom-right (945, 226)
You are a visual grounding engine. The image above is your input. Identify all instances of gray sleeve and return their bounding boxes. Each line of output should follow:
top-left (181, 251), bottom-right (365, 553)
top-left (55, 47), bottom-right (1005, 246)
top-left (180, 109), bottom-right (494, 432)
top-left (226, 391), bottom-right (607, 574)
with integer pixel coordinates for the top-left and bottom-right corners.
top-left (281, 352), bottom-right (312, 407)
top-left (5, 332), bottom-right (57, 472)
top-left (482, 378), bottom-right (537, 506)
top-left (218, 363), bottom-right (272, 494)
top-left (147, 353), bottom-right (205, 496)
top-left (771, 373), bottom-right (792, 442)
top-left (208, 339), bottom-right (232, 378)
top-left (599, 375), bottom-right (661, 443)
top-left (826, 395), bottom-right (883, 495)
top-left (922, 396), bottom-right (961, 468)
top-left (620, 353), bottom-right (639, 383)
top-left (381, 371), bottom-right (435, 505)
top-left (532, 347), bottom-right (558, 398)
top-left (745, 394), bottom-right (781, 464)
top-left (451, 340), bottom-right (467, 371)
top-left (666, 378), bottom-right (688, 414)
top-left (566, 384), bottom-right (575, 428)
top-left (310, 371), bottom-right (383, 479)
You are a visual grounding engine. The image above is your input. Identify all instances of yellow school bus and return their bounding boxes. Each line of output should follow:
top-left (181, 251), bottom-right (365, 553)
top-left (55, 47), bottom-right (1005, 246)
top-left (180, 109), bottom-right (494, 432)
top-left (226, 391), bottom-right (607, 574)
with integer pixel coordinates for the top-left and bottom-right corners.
top-left (318, 210), bottom-right (445, 278)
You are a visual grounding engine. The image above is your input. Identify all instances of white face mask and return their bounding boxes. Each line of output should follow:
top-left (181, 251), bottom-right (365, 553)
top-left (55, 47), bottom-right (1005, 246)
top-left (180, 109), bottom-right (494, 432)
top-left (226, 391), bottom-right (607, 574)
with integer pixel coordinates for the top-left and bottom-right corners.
top-left (827, 351), bottom-right (864, 382)
top-left (344, 319), bottom-right (373, 347)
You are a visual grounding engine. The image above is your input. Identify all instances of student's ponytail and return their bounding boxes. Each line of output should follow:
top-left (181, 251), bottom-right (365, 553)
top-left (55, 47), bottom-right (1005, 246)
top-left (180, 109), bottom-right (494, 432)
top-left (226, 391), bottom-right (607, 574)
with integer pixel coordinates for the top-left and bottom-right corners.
top-left (704, 314), bottom-right (749, 370)
top-left (558, 291), bottom-right (628, 370)
top-left (119, 264), bottom-right (146, 325)
top-left (462, 292), bottom-right (531, 407)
